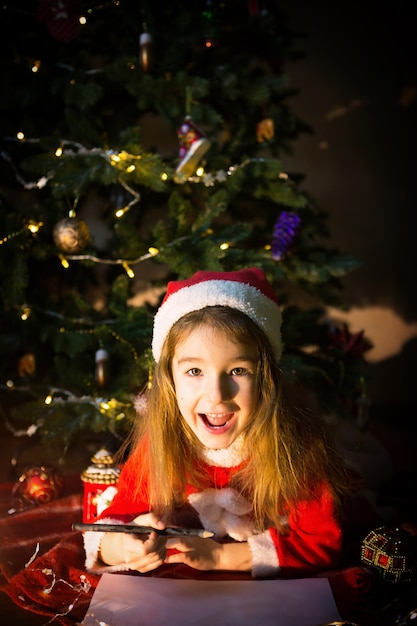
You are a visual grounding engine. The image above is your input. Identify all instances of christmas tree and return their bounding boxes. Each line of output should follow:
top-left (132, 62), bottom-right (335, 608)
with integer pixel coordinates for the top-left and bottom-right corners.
top-left (0, 0), bottom-right (367, 454)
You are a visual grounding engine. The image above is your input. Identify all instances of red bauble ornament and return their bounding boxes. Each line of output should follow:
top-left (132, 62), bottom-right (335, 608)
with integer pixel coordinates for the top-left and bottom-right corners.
top-left (13, 465), bottom-right (64, 506)
top-left (36, 0), bottom-right (80, 43)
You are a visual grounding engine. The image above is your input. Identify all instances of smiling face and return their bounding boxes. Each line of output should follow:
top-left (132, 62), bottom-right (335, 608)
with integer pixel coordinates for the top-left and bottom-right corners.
top-left (172, 324), bottom-right (258, 450)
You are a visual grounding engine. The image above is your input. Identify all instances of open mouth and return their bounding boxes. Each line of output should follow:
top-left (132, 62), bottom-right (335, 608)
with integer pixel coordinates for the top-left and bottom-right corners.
top-left (199, 413), bottom-right (234, 431)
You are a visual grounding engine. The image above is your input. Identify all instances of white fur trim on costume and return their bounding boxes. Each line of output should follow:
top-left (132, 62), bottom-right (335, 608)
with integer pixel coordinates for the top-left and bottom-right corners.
top-left (83, 517), bottom-right (131, 575)
top-left (188, 487), bottom-right (254, 541)
top-left (200, 433), bottom-right (247, 467)
top-left (247, 531), bottom-right (280, 578)
top-left (152, 279), bottom-right (282, 362)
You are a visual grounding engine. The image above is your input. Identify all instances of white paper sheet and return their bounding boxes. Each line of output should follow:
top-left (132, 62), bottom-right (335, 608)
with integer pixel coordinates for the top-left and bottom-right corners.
top-left (81, 573), bottom-right (341, 626)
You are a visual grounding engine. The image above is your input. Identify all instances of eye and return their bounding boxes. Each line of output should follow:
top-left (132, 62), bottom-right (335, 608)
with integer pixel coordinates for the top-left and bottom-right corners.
top-left (230, 367), bottom-right (247, 376)
top-left (187, 367), bottom-right (202, 377)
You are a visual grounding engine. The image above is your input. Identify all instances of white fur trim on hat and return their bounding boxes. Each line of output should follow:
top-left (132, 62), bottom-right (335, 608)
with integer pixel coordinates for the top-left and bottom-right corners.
top-left (152, 279), bottom-right (282, 362)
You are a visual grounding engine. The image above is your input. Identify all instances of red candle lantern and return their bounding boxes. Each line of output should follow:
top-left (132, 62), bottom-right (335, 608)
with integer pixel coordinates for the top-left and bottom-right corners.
top-left (81, 448), bottom-right (120, 523)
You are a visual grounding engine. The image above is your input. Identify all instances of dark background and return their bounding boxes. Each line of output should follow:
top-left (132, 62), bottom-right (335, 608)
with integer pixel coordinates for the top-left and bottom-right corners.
top-left (278, 1), bottom-right (417, 413)
top-left (1, 5), bottom-right (416, 623)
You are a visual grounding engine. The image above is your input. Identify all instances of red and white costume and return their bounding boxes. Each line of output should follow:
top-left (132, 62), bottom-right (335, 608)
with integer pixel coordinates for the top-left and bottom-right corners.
top-left (83, 436), bottom-right (342, 578)
top-left (83, 268), bottom-right (343, 578)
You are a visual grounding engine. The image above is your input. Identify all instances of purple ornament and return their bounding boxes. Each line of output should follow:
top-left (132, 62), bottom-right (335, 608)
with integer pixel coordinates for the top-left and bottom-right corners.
top-left (271, 211), bottom-right (301, 260)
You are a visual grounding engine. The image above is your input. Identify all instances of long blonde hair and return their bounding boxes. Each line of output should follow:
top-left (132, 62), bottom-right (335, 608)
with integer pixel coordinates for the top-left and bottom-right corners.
top-left (130, 306), bottom-right (349, 531)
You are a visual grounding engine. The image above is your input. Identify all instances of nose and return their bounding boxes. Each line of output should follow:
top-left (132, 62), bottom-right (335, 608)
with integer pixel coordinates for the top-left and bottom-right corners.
top-left (206, 373), bottom-right (234, 403)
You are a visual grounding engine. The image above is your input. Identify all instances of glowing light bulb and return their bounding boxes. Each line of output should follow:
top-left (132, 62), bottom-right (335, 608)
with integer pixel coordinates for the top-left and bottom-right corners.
top-left (219, 242), bottom-right (230, 251)
top-left (59, 255), bottom-right (70, 269)
top-left (27, 221), bottom-right (43, 234)
top-left (122, 262), bottom-right (135, 278)
top-left (55, 147), bottom-right (63, 157)
top-left (17, 132), bottom-right (25, 141)
top-left (148, 247), bottom-right (159, 256)
top-left (20, 306), bottom-right (31, 321)
top-left (45, 394), bottom-right (53, 405)
top-left (79, 16), bottom-right (87, 25)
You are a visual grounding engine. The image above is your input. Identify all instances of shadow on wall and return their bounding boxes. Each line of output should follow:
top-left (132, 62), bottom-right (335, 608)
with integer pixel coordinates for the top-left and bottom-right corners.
top-left (326, 306), bottom-right (417, 363)
top-left (325, 305), bottom-right (417, 405)
top-left (278, 0), bottom-right (417, 407)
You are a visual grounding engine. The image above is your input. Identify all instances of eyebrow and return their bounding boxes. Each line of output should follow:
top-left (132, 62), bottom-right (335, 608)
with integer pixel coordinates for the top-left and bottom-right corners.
top-left (176, 357), bottom-right (202, 365)
top-left (176, 355), bottom-right (256, 365)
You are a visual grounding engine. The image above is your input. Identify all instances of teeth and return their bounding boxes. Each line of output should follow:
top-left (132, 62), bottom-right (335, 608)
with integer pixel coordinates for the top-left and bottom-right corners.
top-left (203, 413), bottom-right (231, 427)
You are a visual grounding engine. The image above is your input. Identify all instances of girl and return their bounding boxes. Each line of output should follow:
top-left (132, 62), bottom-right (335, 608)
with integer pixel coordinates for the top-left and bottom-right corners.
top-left (83, 267), bottom-right (349, 578)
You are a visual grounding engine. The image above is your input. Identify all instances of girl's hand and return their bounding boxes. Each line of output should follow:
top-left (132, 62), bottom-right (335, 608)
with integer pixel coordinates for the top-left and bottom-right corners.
top-left (99, 512), bottom-right (167, 573)
top-left (132, 511), bottom-right (167, 531)
top-left (119, 530), bottom-right (167, 572)
top-left (164, 537), bottom-right (252, 572)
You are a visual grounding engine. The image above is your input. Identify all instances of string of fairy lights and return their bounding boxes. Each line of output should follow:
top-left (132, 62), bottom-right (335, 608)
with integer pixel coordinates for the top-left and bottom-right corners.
top-left (1, 0), bottom-right (289, 273)
top-left (0, 130), bottom-right (283, 403)
top-left (0, 135), bottom-right (288, 290)
top-left (0, 139), bottom-right (290, 417)
top-left (1, 383), bottom-right (130, 437)
top-left (0, 0), bottom-right (291, 419)
top-left (0, 136), bottom-right (289, 267)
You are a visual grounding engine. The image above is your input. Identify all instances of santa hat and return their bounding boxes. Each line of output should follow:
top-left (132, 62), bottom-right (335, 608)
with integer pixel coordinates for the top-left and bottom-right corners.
top-left (152, 267), bottom-right (282, 362)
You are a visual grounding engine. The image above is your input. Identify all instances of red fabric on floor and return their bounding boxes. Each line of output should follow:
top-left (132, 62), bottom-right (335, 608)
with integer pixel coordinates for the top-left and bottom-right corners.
top-left (0, 477), bottom-right (385, 625)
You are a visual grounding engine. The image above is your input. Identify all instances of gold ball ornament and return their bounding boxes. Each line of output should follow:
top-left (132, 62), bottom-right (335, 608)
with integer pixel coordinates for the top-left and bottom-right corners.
top-left (18, 353), bottom-right (36, 377)
top-left (256, 118), bottom-right (275, 142)
top-left (53, 217), bottom-right (90, 253)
